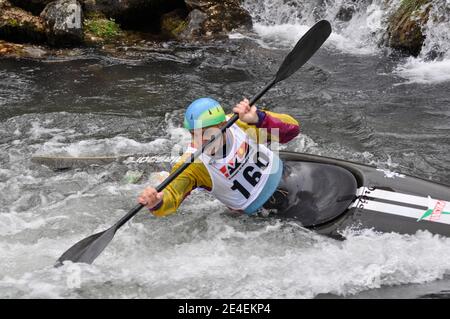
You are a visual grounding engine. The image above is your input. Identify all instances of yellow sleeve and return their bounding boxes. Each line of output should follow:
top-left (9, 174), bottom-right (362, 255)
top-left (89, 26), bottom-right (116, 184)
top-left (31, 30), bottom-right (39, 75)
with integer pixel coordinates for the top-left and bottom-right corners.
top-left (151, 152), bottom-right (212, 217)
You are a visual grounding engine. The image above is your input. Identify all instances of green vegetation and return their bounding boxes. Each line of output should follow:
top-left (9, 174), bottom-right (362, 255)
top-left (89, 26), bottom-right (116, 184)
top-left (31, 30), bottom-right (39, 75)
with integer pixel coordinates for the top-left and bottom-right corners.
top-left (161, 14), bottom-right (187, 38)
top-left (172, 20), bottom-right (187, 35)
top-left (84, 17), bottom-right (122, 39)
top-left (400, 0), bottom-right (430, 13)
top-left (8, 18), bottom-right (20, 27)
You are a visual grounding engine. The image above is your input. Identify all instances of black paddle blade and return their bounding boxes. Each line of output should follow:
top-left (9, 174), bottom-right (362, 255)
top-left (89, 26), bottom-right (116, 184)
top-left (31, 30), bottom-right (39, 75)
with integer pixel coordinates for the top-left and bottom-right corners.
top-left (55, 227), bottom-right (116, 267)
top-left (275, 20), bottom-right (332, 83)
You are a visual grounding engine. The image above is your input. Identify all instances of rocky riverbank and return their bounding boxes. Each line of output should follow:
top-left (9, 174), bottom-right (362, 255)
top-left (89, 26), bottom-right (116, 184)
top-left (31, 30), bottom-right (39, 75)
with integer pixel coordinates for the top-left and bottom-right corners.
top-left (0, 0), bottom-right (438, 59)
top-left (0, 0), bottom-right (252, 58)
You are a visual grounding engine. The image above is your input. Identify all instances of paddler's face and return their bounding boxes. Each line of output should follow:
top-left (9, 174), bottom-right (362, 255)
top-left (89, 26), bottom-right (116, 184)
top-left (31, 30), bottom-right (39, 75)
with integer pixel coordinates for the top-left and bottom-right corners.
top-left (190, 122), bottom-right (226, 155)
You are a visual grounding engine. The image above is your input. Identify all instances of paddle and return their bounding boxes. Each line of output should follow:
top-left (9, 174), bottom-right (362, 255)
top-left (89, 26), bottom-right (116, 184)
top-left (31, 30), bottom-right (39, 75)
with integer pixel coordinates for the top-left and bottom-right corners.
top-left (55, 20), bottom-right (332, 267)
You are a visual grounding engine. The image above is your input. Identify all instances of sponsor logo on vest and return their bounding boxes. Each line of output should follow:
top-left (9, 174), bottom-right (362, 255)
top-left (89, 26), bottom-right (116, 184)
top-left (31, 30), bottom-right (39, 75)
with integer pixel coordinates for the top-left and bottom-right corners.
top-left (218, 141), bottom-right (250, 179)
top-left (417, 198), bottom-right (450, 222)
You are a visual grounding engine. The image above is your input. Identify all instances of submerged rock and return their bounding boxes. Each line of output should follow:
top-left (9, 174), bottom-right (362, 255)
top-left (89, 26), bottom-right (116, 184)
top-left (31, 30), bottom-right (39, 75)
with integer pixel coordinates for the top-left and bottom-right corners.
top-left (335, 4), bottom-right (356, 22)
top-left (21, 45), bottom-right (48, 58)
top-left (41, 0), bottom-right (84, 46)
top-left (385, 0), bottom-right (432, 56)
top-left (0, 0), bottom-right (47, 44)
top-left (0, 39), bottom-right (50, 58)
top-left (0, 39), bottom-right (24, 56)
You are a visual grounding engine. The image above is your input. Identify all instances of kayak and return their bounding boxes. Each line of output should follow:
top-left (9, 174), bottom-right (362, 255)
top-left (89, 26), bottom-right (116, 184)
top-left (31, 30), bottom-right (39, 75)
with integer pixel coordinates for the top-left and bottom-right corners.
top-left (32, 151), bottom-right (450, 238)
top-left (278, 151), bottom-right (450, 239)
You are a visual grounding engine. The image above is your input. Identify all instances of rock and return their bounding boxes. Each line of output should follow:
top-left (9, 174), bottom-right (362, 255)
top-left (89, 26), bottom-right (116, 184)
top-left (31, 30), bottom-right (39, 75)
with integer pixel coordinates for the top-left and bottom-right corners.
top-left (9, 0), bottom-right (54, 15)
top-left (0, 39), bottom-right (24, 56)
top-left (385, 0), bottom-right (432, 56)
top-left (178, 9), bottom-right (207, 39)
top-left (0, 39), bottom-right (49, 59)
top-left (335, 5), bottom-right (355, 22)
top-left (0, 0), bottom-right (47, 44)
top-left (160, 9), bottom-right (188, 38)
top-left (184, 0), bottom-right (210, 10)
top-left (182, 0), bottom-right (252, 38)
top-left (22, 45), bottom-right (48, 58)
top-left (204, 1), bottom-right (252, 34)
top-left (41, 0), bottom-right (84, 46)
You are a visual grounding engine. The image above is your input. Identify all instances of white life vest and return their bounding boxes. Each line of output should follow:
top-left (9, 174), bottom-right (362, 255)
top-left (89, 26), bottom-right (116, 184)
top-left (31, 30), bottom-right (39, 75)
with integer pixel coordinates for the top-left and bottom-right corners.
top-left (187, 123), bottom-right (283, 213)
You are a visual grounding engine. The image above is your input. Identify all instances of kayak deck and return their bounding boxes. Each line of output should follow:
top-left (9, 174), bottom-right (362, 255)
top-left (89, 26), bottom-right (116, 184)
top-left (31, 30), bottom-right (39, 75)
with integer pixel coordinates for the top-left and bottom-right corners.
top-left (279, 152), bottom-right (450, 238)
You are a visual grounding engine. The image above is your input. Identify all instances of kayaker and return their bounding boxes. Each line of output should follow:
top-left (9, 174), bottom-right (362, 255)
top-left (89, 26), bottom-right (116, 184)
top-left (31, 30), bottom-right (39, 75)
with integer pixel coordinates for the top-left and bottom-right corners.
top-left (138, 97), bottom-right (300, 216)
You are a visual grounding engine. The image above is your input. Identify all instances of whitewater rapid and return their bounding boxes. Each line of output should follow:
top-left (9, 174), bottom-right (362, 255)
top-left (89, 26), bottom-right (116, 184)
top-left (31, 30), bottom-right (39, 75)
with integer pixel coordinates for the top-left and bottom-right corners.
top-left (242, 0), bottom-right (450, 84)
top-left (1, 111), bottom-right (450, 298)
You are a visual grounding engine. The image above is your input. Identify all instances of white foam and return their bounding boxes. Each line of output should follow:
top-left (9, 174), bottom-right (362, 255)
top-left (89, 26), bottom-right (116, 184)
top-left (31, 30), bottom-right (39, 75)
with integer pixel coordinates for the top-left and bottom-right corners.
top-left (281, 133), bottom-right (320, 154)
top-left (252, 23), bottom-right (310, 47)
top-left (395, 58), bottom-right (450, 85)
top-left (35, 136), bottom-right (167, 157)
top-left (2, 186), bottom-right (450, 298)
top-left (376, 168), bottom-right (405, 179)
top-left (241, 0), bottom-right (402, 56)
top-left (32, 113), bottom-right (192, 158)
top-left (249, 22), bottom-right (377, 55)
top-left (0, 212), bottom-right (67, 236)
top-left (28, 121), bottom-right (65, 140)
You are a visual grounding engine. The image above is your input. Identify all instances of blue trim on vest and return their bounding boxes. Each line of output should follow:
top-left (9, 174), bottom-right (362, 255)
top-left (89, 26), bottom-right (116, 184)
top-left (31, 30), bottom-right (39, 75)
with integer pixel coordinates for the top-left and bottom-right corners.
top-left (243, 156), bottom-right (283, 215)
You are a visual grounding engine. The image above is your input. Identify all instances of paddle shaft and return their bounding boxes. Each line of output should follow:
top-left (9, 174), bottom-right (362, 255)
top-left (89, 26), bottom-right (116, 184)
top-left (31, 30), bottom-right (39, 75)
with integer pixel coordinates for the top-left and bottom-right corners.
top-left (55, 20), bottom-right (332, 266)
top-left (115, 78), bottom-right (276, 229)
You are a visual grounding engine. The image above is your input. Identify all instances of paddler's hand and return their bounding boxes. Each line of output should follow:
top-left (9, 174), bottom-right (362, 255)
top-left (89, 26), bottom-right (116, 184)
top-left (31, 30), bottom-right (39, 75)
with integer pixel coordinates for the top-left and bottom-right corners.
top-left (233, 98), bottom-right (259, 124)
top-left (138, 187), bottom-right (163, 210)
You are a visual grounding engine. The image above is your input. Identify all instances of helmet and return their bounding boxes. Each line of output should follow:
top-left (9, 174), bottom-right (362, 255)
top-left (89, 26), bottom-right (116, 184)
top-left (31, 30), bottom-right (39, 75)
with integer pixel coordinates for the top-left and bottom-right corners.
top-left (183, 97), bottom-right (226, 130)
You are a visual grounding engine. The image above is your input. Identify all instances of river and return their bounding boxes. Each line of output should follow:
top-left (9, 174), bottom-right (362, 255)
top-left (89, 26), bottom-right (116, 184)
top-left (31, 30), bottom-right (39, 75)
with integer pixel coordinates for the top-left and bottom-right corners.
top-left (0, 0), bottom-right (449, 298)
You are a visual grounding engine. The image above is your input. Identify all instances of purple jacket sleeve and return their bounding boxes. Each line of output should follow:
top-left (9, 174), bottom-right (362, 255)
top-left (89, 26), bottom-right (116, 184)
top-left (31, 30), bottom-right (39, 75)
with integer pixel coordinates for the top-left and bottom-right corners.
top-left (255, 110), bottom-right (300, 143)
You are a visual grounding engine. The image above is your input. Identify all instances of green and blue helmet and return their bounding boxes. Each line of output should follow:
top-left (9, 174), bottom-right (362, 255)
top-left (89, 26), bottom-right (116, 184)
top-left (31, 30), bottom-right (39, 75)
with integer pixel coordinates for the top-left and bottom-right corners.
top-left (183, 97), bottom-right (226, 130)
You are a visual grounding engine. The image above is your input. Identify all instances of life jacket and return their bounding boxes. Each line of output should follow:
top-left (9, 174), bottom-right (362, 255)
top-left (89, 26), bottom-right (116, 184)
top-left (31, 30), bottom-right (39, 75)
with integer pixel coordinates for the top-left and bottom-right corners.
top-left (187, 122), bottom-right (283, 214)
